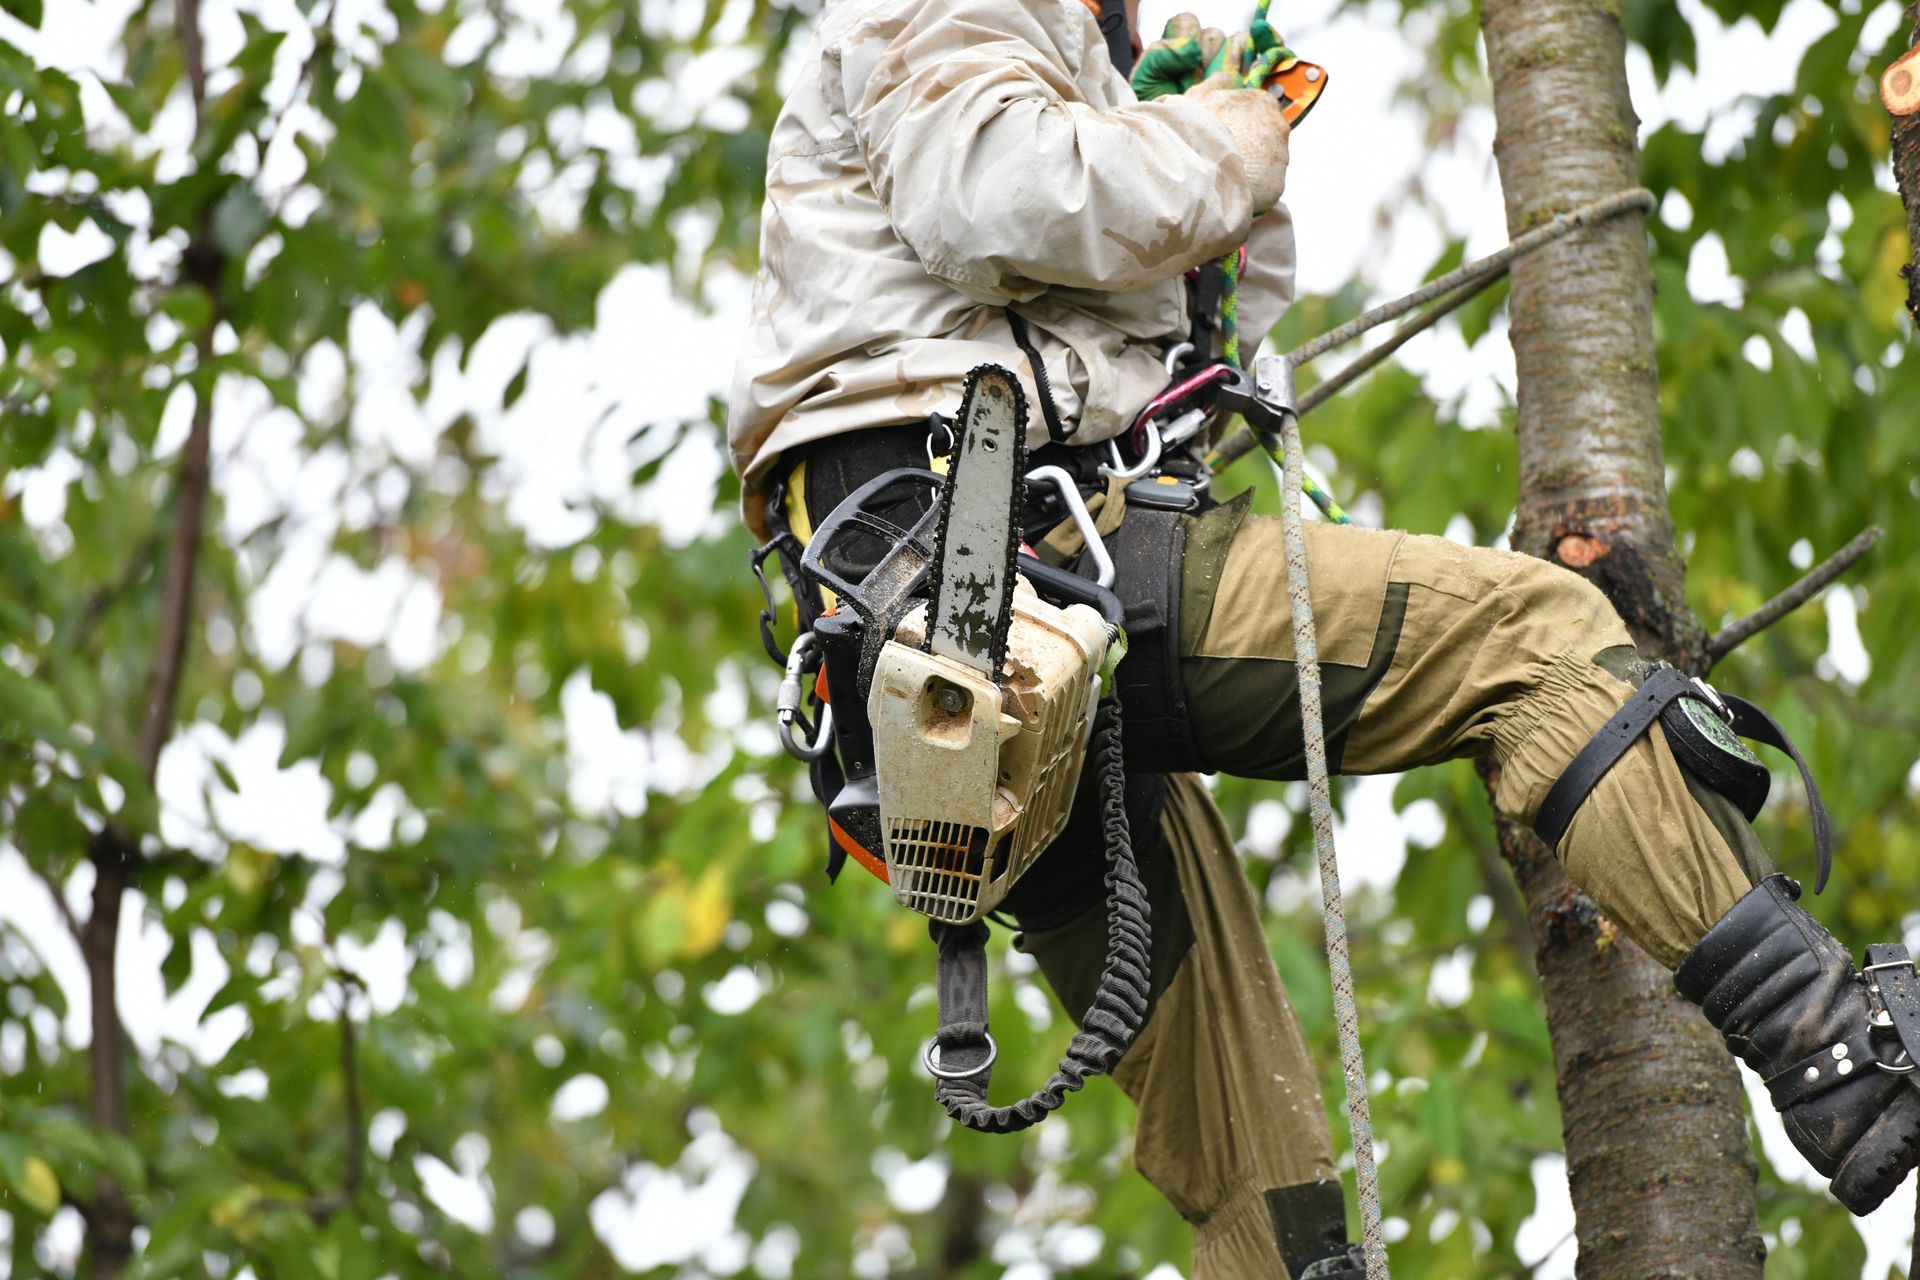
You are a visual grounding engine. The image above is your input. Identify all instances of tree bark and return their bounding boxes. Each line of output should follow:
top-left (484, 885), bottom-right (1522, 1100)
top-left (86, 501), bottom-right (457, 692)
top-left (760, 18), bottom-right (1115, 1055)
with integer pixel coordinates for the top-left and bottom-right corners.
top-left (1479, 2), bottom-right (1766, 1275)
top-left (1887, 4), bottom-right (1920, 323)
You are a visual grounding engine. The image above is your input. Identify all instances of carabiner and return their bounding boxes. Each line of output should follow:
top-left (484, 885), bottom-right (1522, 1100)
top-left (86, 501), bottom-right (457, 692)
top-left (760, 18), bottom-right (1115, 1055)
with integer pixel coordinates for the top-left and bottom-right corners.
top-left (777, 633), bottom-right (836, 762)
top-left (1100, 419), bottom-right (1163, 482)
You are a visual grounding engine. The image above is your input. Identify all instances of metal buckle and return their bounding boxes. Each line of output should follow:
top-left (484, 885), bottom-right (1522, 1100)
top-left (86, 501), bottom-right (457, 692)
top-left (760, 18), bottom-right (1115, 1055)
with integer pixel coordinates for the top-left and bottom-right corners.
top-left (1689, 675), bottom-right (1735, 726)
top-left (924, 1032), bottom-right (998, 1080)
top-left (1863, 957), bottom-right (1920, 1074)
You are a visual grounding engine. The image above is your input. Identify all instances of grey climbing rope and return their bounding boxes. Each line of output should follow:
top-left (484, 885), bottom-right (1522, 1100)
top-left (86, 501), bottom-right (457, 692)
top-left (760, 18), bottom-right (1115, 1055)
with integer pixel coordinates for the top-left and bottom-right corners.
top-left (1270, 361), bottom-right (1389, 1278)
top-left (1210, 187), bottom-right (1658, 470)
top-left (1244, 186), bottom-right (1661, 1280)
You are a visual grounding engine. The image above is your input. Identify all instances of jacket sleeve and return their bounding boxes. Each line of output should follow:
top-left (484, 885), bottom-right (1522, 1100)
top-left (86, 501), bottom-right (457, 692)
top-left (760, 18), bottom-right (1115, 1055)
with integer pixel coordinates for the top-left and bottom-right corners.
top-left (1232, 202), bottom-right (1298, 360)
top-left (841, 0), bottom-right (1257, 298)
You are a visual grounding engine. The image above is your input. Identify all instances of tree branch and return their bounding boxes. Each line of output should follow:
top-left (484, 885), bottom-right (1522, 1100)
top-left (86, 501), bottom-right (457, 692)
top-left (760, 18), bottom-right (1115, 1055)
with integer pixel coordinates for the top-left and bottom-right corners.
top-left (135, 370), bottom-right (217, 779)
top-left (1705, 526), bottom-right (1884, 667)
top-left (87, 276), bottom-right (222, 1280)
top-left (1212, 274), bottom-right (1496, 468)
top-left (175, 0), bottom-right (206, 128)
top-left (307, 972), bottom-right (366, 1221)
top-left (82, 4), bottom-right (219, 1274)
top-left (40, 867), bottom-right (80, 941)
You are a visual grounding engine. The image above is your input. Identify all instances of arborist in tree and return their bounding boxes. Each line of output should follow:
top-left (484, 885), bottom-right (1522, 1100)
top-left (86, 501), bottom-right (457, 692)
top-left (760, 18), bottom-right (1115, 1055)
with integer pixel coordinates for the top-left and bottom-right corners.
top-left (730, 2), bottom-right (1920, 1276)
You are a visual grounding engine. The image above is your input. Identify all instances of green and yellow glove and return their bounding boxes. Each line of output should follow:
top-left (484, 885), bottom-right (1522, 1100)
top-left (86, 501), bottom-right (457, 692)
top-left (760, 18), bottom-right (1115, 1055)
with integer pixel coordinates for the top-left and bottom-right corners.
top-left (1130, 13), bottom-right (1225, 100)
top-left (1201, 20), bottom-right (1286, 81)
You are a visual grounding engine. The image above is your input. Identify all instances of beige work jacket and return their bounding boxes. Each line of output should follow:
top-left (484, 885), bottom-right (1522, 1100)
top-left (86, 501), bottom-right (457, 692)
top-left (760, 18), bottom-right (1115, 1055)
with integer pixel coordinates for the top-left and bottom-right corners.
top-left (727, 0), bottom-right (1298, 539)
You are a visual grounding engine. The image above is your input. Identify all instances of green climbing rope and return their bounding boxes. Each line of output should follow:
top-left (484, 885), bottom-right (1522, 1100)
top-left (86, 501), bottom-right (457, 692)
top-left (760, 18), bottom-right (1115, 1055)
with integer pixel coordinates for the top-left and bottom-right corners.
top-left (1212, 1), bottom-right (1352, 526)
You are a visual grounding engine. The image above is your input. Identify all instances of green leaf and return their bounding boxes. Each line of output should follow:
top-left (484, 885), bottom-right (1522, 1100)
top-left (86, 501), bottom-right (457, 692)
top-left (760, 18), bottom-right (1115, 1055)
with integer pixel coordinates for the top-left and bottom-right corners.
top-left (0, 0), bottom-right (43, 30)
top-left (101, 78), bottom-right (153, 130)
top-left (0, 666), bottom-right (67, 738)
top-left (14, 1156), bottom-right (59, 1216)
top-left (212, 183), bottom-right (271, 258)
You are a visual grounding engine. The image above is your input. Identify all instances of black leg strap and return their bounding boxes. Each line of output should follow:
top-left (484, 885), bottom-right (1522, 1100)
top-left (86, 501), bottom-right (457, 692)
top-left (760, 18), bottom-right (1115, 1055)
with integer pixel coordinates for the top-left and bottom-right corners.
top-left (1533, 666), bottom-right (1833, 893)
top-left (1718, 690), bottom-right (1832, 893)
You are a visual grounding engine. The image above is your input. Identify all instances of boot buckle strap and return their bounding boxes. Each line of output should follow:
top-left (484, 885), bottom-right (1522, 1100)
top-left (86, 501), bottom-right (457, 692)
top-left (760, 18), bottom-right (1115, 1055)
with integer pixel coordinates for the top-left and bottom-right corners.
top-left (1765, 1033), bottom-right (1880, 1108)
top-left (1864, 944), bottom-right (1920, 1077)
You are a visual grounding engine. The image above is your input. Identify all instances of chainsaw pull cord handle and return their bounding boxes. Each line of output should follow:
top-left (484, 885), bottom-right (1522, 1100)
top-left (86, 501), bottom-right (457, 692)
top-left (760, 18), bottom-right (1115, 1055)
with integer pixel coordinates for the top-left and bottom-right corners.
top-left (926, 685), bottom-right (1152, 1134)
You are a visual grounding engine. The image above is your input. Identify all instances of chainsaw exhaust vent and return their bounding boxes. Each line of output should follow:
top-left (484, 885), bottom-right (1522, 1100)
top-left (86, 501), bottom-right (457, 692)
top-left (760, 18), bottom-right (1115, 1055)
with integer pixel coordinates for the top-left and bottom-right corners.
top-left (884, 818), bottom-right (994, 922)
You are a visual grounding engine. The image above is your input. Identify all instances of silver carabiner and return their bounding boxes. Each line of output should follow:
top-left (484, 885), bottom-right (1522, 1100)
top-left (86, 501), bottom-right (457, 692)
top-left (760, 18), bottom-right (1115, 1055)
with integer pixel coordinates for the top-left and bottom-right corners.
top-left (1099, 418), bottom-right (1162, 483)
top-left (1157, 406), bottom-right (1212, 450)
top-left (777, 633), bottom-right (836, 762)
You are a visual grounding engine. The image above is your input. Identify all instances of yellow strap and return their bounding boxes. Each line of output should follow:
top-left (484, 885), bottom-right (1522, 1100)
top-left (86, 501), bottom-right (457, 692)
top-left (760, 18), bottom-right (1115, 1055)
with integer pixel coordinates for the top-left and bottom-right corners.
top-left (783, 459), bottom-right (837, 613)
top-left (785, 458), bottom-right (815, 545)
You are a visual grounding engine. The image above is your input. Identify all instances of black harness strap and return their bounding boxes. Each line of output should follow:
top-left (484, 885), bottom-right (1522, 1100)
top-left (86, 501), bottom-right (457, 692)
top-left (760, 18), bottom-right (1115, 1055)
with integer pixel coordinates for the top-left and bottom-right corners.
top-left (1098, 0), bottom-right (1135, 77)
top-left (1534, 665), bottom-right (1833, 893)
top-left (1105, 505), bottom-right (1203, 772)
top-left (1719, 691), bottom-right (1832, 891)
top-left (1187, 262), bottom-right (1224, 361)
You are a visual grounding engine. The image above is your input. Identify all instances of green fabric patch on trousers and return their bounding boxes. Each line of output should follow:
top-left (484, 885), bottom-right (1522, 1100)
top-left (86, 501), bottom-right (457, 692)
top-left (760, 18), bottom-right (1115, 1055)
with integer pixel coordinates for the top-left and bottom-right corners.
top-left (1179, 582), bottom-right (1410, 779)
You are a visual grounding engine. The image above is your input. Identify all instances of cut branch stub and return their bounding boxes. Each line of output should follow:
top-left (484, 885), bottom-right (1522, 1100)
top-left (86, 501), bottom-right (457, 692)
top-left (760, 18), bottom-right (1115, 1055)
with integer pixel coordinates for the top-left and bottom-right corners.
top-left (1882, 45), bottom-right (1920, 116)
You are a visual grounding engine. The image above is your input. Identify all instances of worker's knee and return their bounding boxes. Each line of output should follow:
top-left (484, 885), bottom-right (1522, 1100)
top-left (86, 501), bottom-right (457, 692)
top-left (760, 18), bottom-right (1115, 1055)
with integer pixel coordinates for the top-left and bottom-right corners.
top-left (1500, 554), bottom-right (1635, 659)
top-left (1484, 563), bottom-right (1639, 826)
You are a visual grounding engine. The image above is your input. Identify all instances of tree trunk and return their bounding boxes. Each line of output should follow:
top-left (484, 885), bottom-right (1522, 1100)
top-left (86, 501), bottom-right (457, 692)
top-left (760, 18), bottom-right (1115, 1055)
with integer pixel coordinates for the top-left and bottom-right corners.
top-left (1479, 2), bottom-right (1766, 1275)
top-left (1887, 4), bottom-right (1920, 323)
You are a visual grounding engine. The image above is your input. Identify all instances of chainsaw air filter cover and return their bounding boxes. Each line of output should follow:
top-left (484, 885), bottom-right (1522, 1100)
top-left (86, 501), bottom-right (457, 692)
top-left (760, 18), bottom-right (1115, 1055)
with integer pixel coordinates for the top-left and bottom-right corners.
top-left (869, 581), bottom-right (1109, 924)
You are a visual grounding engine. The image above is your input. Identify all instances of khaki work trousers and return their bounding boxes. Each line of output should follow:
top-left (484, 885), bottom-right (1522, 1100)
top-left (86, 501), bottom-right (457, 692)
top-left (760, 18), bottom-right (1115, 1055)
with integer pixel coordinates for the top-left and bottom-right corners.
top-left (1020, 496), bottom-right (1759, 1279)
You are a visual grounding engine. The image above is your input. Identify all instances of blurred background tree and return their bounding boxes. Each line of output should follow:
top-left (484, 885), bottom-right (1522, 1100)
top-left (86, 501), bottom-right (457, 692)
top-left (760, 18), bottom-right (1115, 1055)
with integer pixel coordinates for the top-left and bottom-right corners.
top-left (0, 0), bottom-right (1913, 1276)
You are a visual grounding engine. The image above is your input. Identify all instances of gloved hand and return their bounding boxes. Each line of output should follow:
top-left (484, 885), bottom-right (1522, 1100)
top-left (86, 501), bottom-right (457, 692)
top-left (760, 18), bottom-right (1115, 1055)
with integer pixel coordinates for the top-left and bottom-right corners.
top-left (1201, 21), bottom-right (1286, 81)
top-left (1184, 70), bottom-right (1291, 213)
top-left (1130, 13), bottom-right (1225, 100)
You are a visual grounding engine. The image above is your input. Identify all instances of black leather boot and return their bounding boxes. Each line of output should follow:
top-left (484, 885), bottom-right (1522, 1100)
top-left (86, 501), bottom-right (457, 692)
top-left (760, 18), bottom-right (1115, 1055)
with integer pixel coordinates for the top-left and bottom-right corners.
top-left (1293, 1244), bottom-right (1368, 1278)
top-left (1675, 874), bottom-right (1920, 1213)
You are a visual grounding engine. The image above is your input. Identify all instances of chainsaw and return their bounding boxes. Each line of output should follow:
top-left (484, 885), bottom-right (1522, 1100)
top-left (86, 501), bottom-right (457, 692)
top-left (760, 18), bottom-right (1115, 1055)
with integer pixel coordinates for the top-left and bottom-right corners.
top-left (781, 365), bottom-right (1151, 1132)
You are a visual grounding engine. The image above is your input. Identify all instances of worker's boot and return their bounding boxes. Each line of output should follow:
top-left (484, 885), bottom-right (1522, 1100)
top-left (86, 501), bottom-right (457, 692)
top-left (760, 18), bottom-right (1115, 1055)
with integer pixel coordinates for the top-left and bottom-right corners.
top-left (1293, 1244), bottom-right (1367, 1278)
top-left (1675, 874), bottom-right (1920, 1213)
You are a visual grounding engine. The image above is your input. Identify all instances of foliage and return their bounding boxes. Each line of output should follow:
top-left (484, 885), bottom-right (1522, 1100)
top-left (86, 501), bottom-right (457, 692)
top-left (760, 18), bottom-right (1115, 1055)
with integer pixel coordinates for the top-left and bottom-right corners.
top-left (0, 0), bottom-right (1911, 1276)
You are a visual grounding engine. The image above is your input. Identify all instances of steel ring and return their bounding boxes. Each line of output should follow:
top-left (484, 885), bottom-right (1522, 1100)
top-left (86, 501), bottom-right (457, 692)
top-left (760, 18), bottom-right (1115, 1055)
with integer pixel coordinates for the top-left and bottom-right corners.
top-left (923, 1033), bottom-right (997, 1080)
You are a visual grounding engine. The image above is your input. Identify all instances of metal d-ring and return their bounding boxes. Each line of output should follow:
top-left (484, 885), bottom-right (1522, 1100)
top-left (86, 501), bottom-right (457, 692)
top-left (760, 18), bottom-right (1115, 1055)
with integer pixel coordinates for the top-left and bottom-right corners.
top-left (924, 1032), bottom-right (998, 1080)
top-left (1863, 958), bottom-right (1920, 1073)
